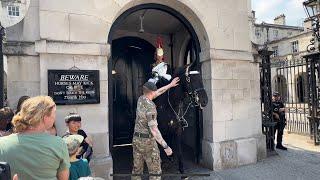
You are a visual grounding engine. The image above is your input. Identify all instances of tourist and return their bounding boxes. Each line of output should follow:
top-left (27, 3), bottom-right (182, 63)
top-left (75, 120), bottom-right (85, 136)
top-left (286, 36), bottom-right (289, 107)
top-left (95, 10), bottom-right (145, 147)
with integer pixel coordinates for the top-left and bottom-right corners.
top-left (63, 134), bottom-right (91, 180)
top-left (0, 107), bottom-right (14, 137)
top-left (63, 113), bottom-right (93, 162)
top-left (5, 96), bottom-right (31, 132)
top-left (15, 95), bottom-right (30, 114)
top-left (0, 96), bottom-right (70, 179)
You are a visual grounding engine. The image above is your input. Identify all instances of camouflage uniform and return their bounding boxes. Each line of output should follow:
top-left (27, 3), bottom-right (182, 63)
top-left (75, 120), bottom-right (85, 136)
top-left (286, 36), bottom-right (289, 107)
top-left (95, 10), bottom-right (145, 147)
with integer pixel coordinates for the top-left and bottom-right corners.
top-left (132, 95), bottom-right (161, 180)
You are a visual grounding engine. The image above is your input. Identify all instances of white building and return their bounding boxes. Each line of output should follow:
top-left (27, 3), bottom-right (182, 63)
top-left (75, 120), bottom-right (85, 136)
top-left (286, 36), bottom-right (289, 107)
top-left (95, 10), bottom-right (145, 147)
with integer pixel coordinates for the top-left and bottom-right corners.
top-left (251, 13), bottom-right (304, 46)
top-left (4, 0), bottom-right (265, 178)
top-left (0, 0), bottom-right (30, 28)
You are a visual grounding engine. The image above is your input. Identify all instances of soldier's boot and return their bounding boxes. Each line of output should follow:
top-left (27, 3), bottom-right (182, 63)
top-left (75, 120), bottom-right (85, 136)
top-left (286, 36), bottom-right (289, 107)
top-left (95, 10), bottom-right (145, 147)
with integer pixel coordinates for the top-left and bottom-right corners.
top-left (275, 122), bottom-right (287, 150)
top-left (276, 144), bottom-right (287, 150)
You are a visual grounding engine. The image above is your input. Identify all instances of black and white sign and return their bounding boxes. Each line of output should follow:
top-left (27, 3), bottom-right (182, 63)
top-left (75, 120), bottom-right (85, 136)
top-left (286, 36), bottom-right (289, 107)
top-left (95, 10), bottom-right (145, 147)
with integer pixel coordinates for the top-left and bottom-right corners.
top-left (48, 70), bottom-right (100, 105)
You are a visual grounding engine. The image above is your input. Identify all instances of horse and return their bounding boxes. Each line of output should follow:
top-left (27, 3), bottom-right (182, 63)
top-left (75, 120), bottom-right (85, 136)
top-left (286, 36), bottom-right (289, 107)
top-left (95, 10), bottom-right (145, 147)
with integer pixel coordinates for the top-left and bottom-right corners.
top-left (154, 62), bottom-right (208, 177)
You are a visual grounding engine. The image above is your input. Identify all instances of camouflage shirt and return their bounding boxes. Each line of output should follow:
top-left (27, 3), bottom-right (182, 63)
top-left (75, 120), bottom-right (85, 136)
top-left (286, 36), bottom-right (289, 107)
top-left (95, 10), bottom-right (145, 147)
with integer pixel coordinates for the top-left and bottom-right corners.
top-left (134, 95), bottom-right (158, 134)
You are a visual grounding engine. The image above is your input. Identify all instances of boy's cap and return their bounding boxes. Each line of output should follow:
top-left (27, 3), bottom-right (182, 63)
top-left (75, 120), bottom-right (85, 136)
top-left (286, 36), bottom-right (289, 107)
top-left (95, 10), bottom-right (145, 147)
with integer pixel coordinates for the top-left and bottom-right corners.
top-left (63, 134), bottom-right (84, 154)
top-left (143, 82), bottom-right (157, 91)
top-left (65, 113), bottom-right (81, 123)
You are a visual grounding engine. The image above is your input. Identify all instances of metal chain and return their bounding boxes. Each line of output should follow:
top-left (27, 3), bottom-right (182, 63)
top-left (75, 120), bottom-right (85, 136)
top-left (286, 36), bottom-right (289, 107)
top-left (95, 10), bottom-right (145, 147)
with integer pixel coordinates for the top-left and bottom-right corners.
top-left (167, 89), bottom-right (192, 124)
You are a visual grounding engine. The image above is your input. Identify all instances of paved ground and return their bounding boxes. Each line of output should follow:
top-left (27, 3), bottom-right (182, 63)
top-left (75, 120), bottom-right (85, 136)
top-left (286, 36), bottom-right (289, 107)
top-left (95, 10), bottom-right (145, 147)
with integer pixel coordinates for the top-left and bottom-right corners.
top-left (111, 133), bottom-right (320, 180)
top-left (283, 131), bottom-right (319, 152)
top-left (190, 132), bottom-right (320, 180)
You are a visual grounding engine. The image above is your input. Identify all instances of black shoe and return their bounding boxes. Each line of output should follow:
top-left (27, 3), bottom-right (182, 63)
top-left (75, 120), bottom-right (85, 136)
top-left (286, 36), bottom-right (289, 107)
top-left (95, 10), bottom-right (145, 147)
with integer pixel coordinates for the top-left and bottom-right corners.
top-left (276, 144), bottom-right (287, 150)
top-left (181, 176), bottom-right (189, 180)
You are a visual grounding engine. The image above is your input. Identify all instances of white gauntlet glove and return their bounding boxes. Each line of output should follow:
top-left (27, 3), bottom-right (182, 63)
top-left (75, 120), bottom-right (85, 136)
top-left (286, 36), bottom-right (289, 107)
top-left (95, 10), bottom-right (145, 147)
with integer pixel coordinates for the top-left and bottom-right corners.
top-left (148, 62), bottom-right (172, 84)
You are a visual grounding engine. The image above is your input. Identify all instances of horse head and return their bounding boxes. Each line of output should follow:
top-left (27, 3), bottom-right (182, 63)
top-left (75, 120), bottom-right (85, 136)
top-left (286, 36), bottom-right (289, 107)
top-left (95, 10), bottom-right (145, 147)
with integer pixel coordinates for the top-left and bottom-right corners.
top-left (177, 63), bottom-right (208, 109)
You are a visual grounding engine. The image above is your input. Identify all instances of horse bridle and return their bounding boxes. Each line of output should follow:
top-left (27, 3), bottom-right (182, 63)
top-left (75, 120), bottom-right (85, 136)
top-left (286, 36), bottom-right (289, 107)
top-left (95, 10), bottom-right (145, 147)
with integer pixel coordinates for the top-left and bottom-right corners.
top-left (184, 66), bottom-right (205, 109)
top-left (167, 66), bottom-right (205, 128)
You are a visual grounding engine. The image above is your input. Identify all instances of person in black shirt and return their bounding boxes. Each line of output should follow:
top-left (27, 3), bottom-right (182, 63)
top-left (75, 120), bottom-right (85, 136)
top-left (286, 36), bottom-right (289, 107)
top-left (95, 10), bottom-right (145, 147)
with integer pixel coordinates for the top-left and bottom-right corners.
top-left (272, 92), bottom-right (287, 150)
top-left (63, 113), bottom-right (93, 161)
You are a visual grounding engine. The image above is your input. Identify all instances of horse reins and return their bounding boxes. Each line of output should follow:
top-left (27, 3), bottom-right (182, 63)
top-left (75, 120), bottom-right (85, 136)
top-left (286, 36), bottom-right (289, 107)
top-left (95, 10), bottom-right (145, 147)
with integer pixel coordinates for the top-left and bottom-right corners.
top-left (167, 89), bottom-right (192, 128)
top-left (166, 66), bottom-right (205, 128)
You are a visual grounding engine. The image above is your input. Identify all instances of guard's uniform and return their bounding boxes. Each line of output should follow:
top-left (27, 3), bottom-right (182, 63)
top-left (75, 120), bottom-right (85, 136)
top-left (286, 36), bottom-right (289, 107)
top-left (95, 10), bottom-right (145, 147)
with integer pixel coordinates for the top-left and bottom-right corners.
top-left (272, 100), bottom-right (286, 145)
top-left (132, 95), bottom-right (161, 180)
top-left (148, 62), bottom-right (172, 84)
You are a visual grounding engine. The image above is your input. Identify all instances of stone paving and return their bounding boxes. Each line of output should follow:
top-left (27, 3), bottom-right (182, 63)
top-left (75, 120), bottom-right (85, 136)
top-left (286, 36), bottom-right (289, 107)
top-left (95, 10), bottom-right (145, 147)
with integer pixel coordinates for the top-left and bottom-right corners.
top-left (190, 133), bottom-right (320, 180)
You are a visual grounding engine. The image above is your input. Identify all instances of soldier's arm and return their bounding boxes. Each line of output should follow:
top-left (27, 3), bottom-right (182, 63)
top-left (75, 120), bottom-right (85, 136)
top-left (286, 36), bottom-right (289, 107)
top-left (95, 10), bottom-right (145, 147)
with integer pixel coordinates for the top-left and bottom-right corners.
top-left (154, 77), bottom-right (180, 98)
top-left (279, 103), bottom-right (286, 112)
top-left (149, 125), bottom-right (169, 149)
top-left (146, 110), bottom-right (168, 149)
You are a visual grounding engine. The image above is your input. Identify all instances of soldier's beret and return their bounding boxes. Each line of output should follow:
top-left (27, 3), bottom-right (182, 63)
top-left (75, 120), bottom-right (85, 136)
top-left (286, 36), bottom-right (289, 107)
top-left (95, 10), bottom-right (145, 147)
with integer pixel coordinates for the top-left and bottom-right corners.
top-left (143, 82), bottom-right (158, 91)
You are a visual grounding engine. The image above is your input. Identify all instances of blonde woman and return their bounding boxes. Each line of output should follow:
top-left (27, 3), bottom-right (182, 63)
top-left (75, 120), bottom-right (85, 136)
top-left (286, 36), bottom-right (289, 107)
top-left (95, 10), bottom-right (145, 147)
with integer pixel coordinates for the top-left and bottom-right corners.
top-left (0, 96), bottom-right (70, 180)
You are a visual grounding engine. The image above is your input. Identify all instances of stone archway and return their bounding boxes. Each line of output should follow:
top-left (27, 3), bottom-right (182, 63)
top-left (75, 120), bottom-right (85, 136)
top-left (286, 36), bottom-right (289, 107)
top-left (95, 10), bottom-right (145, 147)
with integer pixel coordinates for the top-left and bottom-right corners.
top-left (107, 0), bottom-right (213, 171)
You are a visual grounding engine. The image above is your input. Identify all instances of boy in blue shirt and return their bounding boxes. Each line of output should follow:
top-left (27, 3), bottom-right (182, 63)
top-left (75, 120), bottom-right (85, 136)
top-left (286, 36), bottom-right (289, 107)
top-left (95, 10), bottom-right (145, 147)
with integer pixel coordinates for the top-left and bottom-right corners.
top-left (63, 134), bottom-right (91, 180)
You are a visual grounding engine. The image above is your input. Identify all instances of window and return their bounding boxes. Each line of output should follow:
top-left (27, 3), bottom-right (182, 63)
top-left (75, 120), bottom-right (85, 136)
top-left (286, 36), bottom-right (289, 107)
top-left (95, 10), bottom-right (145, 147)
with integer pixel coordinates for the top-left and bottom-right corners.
top-left (272, 46), bottom-right (278, 57)
top-left (291, 41), bottom-right (299, 53)
top-left (255, 28), bottom-right (261, 38)
top-left (273, 30), bottom-right (279, 38)
top-left (7, 6), bottom-right (20, 17)
top-left (296, 73), bottom-right (308, 103)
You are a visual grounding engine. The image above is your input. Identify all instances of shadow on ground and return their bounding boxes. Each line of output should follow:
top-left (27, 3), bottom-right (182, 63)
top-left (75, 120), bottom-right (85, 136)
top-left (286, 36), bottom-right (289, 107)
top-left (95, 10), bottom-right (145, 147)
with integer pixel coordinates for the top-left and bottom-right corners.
top-left (111, 144), bottom-right (212, 180)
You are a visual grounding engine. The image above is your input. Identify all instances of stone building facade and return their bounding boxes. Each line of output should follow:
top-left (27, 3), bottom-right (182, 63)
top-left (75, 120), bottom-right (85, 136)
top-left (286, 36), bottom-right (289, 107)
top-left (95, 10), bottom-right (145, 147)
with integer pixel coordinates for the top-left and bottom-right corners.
top-left (267, 21), bottom-right (312, 116)
top-left (4, 0), bottom-right (266, 178)
top-left (0, 0), bottom-right (30, 28)
top-left (251, 13), bottom-right (304, 46)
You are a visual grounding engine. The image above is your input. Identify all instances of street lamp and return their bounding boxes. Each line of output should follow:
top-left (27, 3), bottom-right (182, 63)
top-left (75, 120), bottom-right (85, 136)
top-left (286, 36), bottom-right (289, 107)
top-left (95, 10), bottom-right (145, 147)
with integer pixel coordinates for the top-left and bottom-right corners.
top-left (303, 0), bottom-right (320, 52)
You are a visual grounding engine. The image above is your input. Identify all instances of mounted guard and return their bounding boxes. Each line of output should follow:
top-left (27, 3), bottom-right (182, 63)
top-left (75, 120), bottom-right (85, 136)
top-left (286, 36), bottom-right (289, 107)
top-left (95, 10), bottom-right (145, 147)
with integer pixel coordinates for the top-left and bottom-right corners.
top-left (148, 37), bottom-right (172, 84)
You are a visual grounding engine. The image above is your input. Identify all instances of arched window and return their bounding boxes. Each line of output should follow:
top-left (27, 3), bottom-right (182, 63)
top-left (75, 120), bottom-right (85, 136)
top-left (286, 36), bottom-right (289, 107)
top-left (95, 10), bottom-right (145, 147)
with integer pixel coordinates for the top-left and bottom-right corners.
top-left (296, 73), bottom-right (308, 103)
top-left (274, 75), bottom-right (288, 102)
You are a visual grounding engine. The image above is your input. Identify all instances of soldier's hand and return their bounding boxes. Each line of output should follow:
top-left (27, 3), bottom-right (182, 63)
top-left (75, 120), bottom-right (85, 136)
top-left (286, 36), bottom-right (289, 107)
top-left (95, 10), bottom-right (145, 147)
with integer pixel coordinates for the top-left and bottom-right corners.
top-left (169, 77), bottom-right (180, 88)
top-left (164, 147), bottom-right (173, 156)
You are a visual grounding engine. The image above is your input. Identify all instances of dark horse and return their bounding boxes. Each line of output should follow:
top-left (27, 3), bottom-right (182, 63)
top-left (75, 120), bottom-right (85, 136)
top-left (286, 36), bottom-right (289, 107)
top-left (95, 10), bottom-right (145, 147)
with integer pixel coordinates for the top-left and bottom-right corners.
top-left (154, 62), bottom-right (208, 177)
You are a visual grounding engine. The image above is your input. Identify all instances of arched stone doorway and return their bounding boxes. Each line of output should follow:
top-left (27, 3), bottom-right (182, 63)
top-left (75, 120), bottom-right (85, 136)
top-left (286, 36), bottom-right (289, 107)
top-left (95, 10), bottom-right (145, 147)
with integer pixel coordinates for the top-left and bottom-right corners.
top-left (107, 2), bottom-right (212, 175)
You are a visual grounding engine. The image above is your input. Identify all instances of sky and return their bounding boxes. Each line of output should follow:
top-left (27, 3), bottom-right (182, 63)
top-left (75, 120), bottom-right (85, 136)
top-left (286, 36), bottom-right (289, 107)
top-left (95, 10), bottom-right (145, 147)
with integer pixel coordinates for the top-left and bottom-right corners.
top-left (252, 0), bottom-right (307, 26)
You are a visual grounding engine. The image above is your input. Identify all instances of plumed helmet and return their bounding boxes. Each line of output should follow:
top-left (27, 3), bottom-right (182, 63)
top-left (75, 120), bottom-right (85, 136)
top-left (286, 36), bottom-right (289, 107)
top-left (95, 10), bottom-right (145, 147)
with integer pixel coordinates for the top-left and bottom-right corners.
top-left (156, 36), bottom-right (164, 57)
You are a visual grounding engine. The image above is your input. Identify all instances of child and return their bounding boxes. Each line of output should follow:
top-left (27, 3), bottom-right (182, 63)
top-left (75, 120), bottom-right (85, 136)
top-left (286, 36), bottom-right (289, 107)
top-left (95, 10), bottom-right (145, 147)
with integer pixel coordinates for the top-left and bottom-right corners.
top-left (0, 107), bottom-right (14, 137)
top-left (63, 113), bottom-right (93, 161)
top-left (63, 134), bottom-right (91, 180)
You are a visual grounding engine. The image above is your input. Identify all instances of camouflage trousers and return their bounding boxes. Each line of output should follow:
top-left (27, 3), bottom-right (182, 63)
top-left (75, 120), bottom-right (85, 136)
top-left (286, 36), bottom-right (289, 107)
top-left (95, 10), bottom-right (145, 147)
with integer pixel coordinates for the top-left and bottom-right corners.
top-left (132, 136), bottom-right (162, 180)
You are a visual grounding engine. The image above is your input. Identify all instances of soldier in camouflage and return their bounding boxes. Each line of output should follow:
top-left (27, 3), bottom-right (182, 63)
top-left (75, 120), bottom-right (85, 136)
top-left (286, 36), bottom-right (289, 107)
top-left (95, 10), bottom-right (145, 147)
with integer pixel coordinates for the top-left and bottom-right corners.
top-left (132, 78), bottom-right (180, 180)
